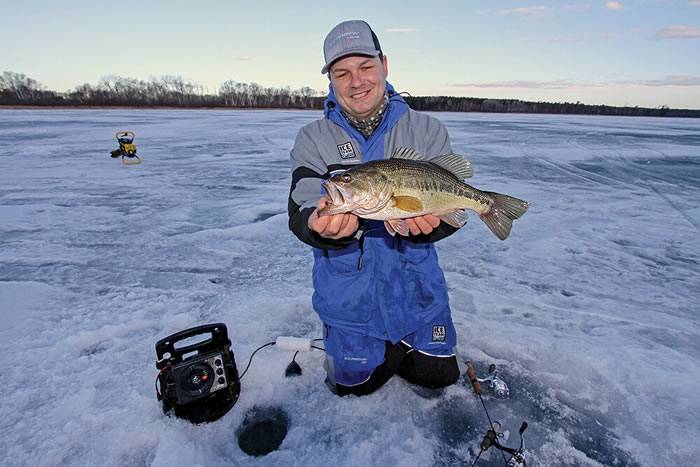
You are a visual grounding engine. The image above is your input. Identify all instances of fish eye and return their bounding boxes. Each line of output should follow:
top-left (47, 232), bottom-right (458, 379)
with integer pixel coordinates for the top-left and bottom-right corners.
top-left (341, 174), bottom-right (352, 183)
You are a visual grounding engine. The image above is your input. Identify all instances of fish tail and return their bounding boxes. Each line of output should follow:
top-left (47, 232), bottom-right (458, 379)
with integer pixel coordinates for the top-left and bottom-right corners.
top-left (479, 192), bottom-right (529, 240)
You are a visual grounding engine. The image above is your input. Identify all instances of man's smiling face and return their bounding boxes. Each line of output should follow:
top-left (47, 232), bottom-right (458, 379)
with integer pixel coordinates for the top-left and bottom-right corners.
top-left (329, 55), bottom-right (388, 120)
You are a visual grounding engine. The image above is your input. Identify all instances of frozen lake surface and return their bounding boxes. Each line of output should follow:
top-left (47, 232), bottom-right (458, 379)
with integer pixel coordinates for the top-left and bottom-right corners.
top-left (1, 108), bottom-right (699, 466)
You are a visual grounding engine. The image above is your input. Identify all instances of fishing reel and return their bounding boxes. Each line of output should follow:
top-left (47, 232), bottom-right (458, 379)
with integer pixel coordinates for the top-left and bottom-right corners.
top-left (477, 421), bottom-right (528, 467)
top-left (477, 363), bottom-right (510, 398)
top-left (155, 323), bottom-right (241, 424)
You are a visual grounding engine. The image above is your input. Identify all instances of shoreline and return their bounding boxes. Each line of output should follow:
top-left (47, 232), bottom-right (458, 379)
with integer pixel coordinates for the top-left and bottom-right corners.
top-left (0, 105), bottom-right (316, 111)
top-left (1, 104), bottom-right (698, 118)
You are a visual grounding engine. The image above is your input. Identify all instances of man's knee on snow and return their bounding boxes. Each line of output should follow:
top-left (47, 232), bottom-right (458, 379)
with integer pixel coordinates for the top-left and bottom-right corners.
top-left (324, 344), bottom-right (404, 397)
top-left (324, 357), bottom-right (386, 397)
top-left (399, 351), bottom-right (461, 389)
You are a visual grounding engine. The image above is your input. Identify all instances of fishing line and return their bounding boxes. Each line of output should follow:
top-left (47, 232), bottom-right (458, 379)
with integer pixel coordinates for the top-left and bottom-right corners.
top-left (478, 392), bottom-right (510, 466)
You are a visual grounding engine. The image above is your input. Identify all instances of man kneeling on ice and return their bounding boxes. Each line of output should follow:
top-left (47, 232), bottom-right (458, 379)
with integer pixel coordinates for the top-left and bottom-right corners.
top-left (288, 20), bottom-right (461, 396)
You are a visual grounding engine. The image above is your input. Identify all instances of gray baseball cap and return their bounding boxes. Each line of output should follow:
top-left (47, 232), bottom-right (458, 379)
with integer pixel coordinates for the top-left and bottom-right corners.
top-left (321, 20), bottom-right (382, 74)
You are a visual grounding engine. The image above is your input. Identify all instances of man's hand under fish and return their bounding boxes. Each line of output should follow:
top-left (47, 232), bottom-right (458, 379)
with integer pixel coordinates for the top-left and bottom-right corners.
top-left (308, 196), bottom-right (441, 239)
top-left (308, 196), bottom-right (359, 239)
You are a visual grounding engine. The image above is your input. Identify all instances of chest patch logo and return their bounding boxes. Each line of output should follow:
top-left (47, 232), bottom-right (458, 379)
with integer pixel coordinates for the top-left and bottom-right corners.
top-left (337, 142), bottom-right (357, 159)
top-left (432, 325), bottom-right (446, 343)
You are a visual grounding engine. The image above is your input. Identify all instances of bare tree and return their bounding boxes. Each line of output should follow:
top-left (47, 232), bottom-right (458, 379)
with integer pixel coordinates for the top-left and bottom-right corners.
top-left (0, 71), bottom-right (44, 101)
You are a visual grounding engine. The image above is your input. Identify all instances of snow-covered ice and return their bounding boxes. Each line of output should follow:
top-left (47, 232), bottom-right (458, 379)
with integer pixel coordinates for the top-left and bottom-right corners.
top-left (0, 109), bottom-right (698, 466)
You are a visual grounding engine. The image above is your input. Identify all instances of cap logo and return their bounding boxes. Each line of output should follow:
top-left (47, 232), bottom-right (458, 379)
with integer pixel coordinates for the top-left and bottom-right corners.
top-left (329, 31), bottom-right (361, 47)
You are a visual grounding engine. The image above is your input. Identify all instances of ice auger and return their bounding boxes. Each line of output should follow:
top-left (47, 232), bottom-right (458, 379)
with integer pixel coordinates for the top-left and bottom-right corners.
top-left (111, 131), bottom-right (141, 165)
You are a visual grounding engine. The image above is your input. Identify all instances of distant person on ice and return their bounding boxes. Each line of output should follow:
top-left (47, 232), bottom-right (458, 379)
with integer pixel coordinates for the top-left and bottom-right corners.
top-left (288, 20), bottom-right (461, 396)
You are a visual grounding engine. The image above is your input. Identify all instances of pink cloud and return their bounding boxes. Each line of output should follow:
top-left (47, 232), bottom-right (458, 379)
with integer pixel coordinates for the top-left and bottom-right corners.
top-left (450, 76), bottom-right (700, 89)
top-left (615, 76), bottom-right (700, 86)
top-left (606, 2), bottom-right (624, 11)
top-left (451, 80), bottom-right (593, 89)
top-left (655, 25), bottom-right (700, 38)
top-left (496, 6), bottom-right (548, 16)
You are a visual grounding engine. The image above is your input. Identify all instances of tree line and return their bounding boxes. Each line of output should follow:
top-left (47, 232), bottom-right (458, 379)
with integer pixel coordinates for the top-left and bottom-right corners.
top-left (2, 71), bottom-right (698, 117)
top-left (404, 95), bottom-right (699, 118)
top-left (0, 71), bottom-right (322, 109)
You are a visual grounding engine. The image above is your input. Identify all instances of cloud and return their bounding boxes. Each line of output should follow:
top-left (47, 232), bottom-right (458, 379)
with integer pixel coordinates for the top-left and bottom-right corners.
top-left (451, 80), bottom-right (595, 89)
top-left (236, 56), bottom-right (253, 61)
top-left (451, 76), bottom-right (700, 89)
top-left (606, 1), bottom-right (624, 10)
top-left (615, 76), bottom-right (700, 86)
top-left (495, 6), bottom-right (548, 16)
top-left (655, 25), bottom-right (700, 38)
top-left (512, 6), bottom-right (547, 15)
top-left (690, 0), bottom-right (700, 5)
top-left (385, 28), bottom-right (418, 33)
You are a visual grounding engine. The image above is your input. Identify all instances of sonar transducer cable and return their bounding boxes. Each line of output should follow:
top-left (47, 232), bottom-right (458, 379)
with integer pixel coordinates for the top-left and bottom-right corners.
top-left (238, 336), bottom-right (326, 381)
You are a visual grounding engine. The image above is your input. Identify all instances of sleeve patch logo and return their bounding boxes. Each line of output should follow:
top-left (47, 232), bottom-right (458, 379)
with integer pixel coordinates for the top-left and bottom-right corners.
top-left (337, 142), bottom-right (357, 159)
top-left (432, 325), bottom-right (446, 342)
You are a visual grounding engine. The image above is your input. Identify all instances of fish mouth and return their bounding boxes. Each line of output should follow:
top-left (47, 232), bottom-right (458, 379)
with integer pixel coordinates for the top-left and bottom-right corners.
top-left (320, 180), bottom-right (353, 216)
top-left (323, 180), bottom-right (344, 206)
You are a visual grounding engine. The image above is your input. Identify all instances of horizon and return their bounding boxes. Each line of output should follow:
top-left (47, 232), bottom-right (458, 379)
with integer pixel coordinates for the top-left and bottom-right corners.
top-left (2, 1), bottom-right (700, 109)
top-left (4, 76), bottom-right (699, 113)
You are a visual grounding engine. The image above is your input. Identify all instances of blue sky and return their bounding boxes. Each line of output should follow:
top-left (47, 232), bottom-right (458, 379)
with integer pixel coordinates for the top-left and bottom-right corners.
top-left (2, 0), bottom-right (699, 108)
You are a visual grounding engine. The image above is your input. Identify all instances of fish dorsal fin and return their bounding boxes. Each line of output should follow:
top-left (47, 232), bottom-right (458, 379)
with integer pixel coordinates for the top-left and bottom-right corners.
top-left (391, 147), bottom-right (473, 179)
top-left (430, 154), bottom-right (474, 179)
top-left (391, 147), bottom-right (426, 161)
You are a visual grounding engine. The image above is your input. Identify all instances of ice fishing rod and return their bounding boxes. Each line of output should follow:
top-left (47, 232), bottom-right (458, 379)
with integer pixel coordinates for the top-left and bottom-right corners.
top-left (466, 361), bottom-right (528, 467)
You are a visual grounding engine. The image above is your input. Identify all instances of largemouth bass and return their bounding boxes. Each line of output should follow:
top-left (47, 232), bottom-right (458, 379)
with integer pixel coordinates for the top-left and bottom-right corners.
top-left (318, 147), bottom-right (529, 240)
